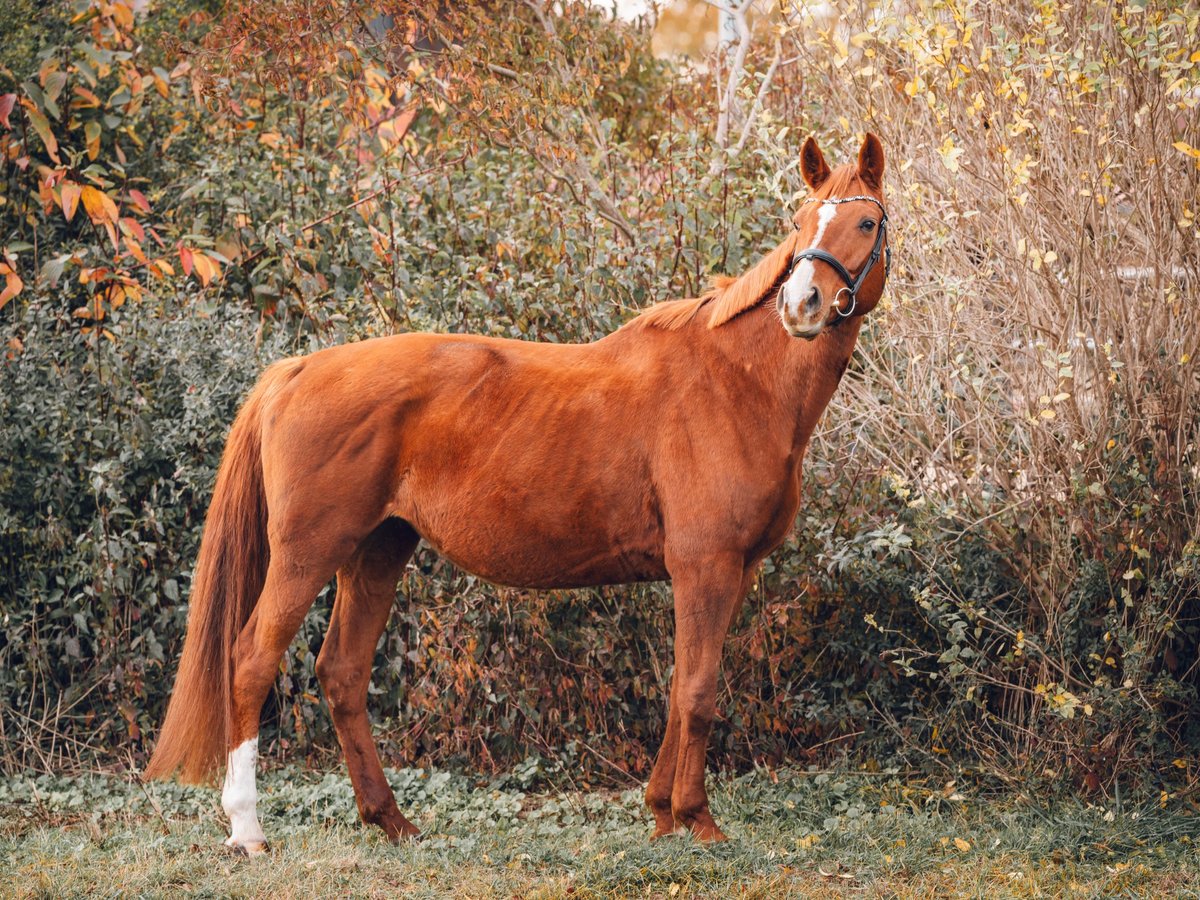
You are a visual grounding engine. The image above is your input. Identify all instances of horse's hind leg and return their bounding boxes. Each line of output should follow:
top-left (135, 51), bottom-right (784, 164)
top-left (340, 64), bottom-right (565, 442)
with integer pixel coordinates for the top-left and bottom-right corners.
top-left (646, 680), bottom-right (682, 837)
top-left (316, 518), bottom-right (420, 840)
top-left (224, 557), bottom-right (339, 855)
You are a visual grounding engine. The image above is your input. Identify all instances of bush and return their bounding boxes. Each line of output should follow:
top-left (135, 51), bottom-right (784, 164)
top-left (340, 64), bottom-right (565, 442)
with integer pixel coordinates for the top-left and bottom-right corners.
top-left (1, 0), bottom-right (1197, 795)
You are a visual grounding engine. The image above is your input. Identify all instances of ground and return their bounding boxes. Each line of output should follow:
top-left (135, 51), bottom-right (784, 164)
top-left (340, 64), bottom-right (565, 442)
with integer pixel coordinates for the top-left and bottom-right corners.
top-left (2, 764), bottom-right (1198, 898)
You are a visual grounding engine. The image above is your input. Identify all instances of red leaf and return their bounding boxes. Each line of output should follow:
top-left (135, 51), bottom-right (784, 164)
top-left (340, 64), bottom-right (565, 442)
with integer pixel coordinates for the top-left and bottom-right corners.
top-left (128, 189), bottom-right (151, 214)
top-left (0, 94), bottom-right (14, 130)
top-left (179, 244), bottom-right (194, 276)
top-left (119, 216), bottom-right (144, 242)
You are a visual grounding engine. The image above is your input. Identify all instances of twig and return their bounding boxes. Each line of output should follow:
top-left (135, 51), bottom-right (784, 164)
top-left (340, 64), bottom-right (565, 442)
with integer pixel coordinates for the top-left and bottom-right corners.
top-left (732, 35), bottom-right (783, 155)
top-left (238, 151), bottom-right (465, 268)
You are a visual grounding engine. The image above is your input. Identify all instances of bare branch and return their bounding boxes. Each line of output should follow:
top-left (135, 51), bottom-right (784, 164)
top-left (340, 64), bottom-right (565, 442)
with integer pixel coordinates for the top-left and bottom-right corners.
top-left (710, 0), bottom-right (754, 154)
top-left (732, 35), bottom-right (782, 155)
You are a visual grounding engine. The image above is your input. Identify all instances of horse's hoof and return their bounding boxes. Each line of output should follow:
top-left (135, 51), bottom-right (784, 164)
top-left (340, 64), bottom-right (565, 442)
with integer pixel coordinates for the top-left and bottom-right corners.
top-left (691, 825), bottom-right (728, 843)
top-left (224, 836), bottom-right (270, 857)
top-left (650, 824), bottom-right (687, 841)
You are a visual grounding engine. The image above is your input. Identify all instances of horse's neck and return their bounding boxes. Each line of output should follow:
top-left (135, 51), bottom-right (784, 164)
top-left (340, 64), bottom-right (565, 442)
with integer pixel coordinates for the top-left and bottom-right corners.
top-left (712, 302), bottom-right (863, 456)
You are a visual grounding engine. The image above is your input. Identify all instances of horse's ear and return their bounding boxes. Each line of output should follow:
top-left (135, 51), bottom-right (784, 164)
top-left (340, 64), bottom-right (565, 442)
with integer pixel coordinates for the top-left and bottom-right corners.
top-left (801, 137), bottom-right (830, 191)
top-left (857, 132), bottom-right (885, 190)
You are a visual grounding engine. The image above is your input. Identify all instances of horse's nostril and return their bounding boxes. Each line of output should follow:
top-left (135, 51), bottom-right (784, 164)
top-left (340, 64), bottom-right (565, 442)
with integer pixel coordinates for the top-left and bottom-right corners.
top-left (804, 287), bottom-right (821, 314)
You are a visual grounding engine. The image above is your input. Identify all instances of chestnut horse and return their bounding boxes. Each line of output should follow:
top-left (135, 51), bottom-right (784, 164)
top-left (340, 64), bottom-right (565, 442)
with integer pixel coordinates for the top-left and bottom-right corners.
top-left (145, 134), bottom-right (891, 852)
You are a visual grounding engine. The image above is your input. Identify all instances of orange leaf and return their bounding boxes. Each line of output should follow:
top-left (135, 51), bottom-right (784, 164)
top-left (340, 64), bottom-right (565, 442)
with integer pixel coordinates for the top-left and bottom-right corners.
top-left (124, 235), bottom-right (147, 264)
top-left (192, 252), bottom-right (220, 286)
top-left (71, 86), bottom-right (101, 109)
top-left (60, 181), bottom-right (81, 222)
top-left (0, 271), bottom-right (22, 310)
top-left (0, 94), bottom-right (14, 129)
top-left (81, 185), bottom-right (118, 224)
top-left (178, 245), bottom-right (193, 276)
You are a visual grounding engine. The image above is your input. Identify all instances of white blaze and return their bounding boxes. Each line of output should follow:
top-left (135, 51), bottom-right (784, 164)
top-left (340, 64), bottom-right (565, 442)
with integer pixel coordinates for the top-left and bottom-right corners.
top-left (781, 202), bottom-right (838, 320)
top-left (222, 737), bottom-right (267, 849)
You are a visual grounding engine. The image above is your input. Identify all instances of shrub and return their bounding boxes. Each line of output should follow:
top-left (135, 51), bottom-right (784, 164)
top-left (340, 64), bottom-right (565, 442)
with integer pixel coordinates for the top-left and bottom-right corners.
top-left (1, 0), bottom-right (1197, 795)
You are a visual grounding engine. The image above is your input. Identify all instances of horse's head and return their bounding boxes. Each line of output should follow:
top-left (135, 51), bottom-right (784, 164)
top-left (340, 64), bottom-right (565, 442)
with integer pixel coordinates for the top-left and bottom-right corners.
top-left (777, 133), bottom-right (891, 340)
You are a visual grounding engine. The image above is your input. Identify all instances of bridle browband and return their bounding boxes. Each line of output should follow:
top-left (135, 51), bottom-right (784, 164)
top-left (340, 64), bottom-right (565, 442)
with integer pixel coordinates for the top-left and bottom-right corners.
top-left (790, 194), bottom-right (892, 319)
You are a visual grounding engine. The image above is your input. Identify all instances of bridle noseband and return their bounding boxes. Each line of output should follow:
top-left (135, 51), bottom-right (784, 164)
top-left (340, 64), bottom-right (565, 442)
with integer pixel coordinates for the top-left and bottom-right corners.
top-left (790, 194), bottom-right (892, 318)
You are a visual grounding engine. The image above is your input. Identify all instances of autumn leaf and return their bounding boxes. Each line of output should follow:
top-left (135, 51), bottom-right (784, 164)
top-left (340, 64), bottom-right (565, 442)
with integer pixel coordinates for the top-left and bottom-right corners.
top-left (178, 244), bottom-right (194, 276)
top-left (127, 189), bottom-right (152, 214)
top-left (21, 101), bottom-right (60, 162)
top-left (0, 94), bottom-right (15, 129)
top-left (192, 252), bottom-right (221, 286)
top-left (81, 185), bottom-right (119, 224)
top-left (0, 256), bottom-right (23, 310)
top-left (85, 121), bottom-right (101, 160)
top-left (60, 181), bottom-right (82, 222)
top-left (71, 86), bottom-right (101, 109)
top-left (124, 235), bottom-right (148, 264)
top-left (119, 216), bottom-right (145, 242)
top-left (938, 135), bottom-right (964, 173)
top-left (43, 70), bottom-right (68, 106)
top-left (149, 258), bottom-right (175, 279)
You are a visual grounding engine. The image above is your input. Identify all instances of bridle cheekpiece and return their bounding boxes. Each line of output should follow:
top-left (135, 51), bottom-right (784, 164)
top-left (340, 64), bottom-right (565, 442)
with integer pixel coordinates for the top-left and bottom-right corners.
top-left (791, 194), bottom-right (892, 318)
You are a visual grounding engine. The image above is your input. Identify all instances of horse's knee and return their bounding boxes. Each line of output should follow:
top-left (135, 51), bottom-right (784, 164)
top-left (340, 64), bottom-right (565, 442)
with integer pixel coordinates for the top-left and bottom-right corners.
top-left (676, 684), bottom-right (716, 735)
top-left (315, 655), bottom-right (363, 714)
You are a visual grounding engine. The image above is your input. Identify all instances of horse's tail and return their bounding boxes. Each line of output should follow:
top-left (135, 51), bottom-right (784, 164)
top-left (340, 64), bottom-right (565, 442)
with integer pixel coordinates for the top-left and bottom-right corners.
top-left (144, 373), bottom-right (275, 785)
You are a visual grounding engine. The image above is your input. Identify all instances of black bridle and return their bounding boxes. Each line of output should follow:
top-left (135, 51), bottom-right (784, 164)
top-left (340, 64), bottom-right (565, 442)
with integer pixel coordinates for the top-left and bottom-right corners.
top-left (790, 194), bottom-right (892, 318)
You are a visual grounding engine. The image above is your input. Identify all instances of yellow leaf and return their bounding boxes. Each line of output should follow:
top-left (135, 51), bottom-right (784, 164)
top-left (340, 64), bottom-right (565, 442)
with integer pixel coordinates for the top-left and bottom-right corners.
top-left (1173, 141), bottom-right (1200, 160)
top-left (939, 136), bottom-right (964, 173)
top-left (954, 838), bottom-right (971, 852)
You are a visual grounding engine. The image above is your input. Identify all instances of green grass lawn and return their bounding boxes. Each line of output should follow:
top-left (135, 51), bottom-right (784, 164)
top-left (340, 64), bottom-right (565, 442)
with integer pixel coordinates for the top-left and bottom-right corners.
top-left (2, 764), bottom-right (1198, 898)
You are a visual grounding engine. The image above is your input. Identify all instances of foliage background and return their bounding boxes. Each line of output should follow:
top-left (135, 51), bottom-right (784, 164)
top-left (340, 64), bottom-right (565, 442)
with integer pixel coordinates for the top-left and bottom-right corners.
top-left (1, 0), bottom-right (1197, 802)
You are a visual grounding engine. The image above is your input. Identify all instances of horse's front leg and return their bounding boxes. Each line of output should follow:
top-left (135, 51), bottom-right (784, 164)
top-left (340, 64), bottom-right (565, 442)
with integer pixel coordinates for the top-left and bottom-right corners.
top-left (654, 553), bottom-right (747, 842)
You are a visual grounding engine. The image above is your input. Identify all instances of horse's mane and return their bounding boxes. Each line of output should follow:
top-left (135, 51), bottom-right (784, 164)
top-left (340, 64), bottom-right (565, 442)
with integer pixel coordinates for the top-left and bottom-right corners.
top-left (626, 166), bottom-right (870, 332)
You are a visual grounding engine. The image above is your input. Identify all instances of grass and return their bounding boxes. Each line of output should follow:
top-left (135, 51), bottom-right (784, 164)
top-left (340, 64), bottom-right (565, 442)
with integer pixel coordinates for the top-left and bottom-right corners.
top-left (2, 764), bottom-right (1199, 898)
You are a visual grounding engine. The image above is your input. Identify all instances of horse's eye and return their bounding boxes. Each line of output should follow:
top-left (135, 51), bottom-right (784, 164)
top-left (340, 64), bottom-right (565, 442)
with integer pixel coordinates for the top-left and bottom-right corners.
top-left (859, 219), bottom-right (876, 232)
